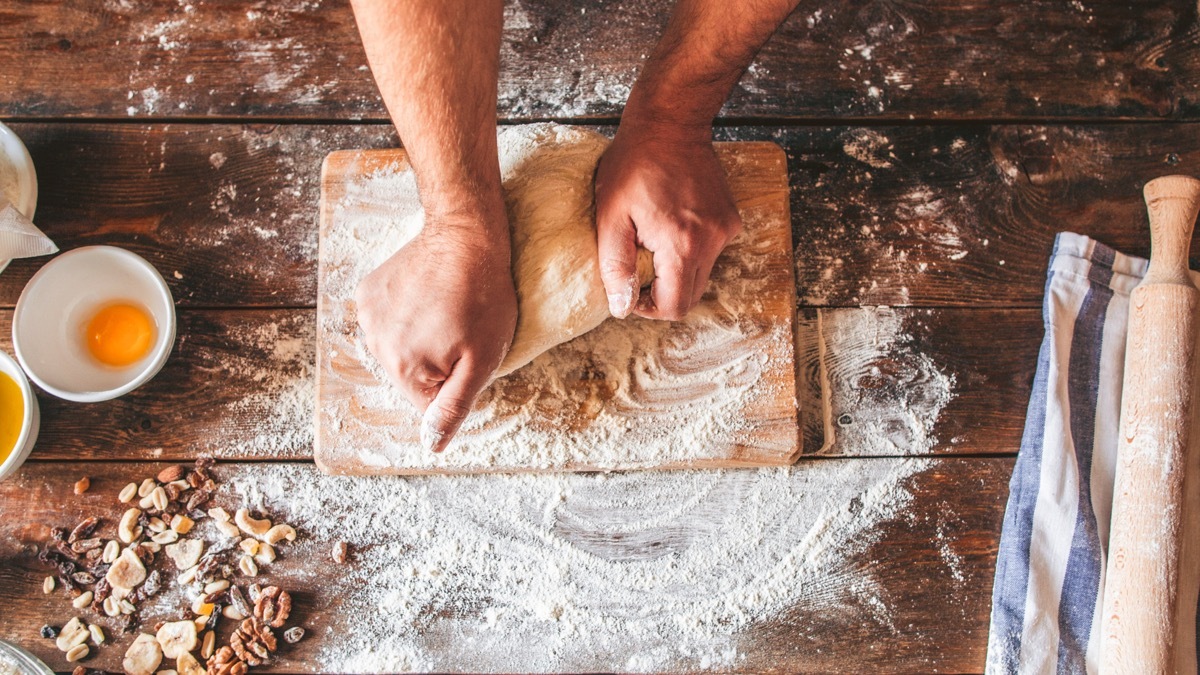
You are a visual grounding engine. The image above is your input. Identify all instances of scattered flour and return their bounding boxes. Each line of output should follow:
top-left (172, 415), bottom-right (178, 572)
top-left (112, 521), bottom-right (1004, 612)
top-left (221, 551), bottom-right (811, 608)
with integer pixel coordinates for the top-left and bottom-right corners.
top-left (228, 457), bottom-right (931, 672)
top-left (817, 307), bottom-right (955, 455)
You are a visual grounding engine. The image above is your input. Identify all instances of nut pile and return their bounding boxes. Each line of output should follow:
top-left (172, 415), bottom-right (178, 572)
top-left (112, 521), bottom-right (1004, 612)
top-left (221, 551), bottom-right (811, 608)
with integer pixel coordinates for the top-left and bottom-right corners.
top-left (37, 459), bottom-right (307, 675)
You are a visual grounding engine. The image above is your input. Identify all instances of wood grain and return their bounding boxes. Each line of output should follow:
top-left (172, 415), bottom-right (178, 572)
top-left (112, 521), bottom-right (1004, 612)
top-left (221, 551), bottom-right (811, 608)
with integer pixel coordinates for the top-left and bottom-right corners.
top-left (0, 457), bottom-right (1010, 673)
top-left (315, 142), bottom-right (801, 474)
top-left (5, 122), bottom-right (1199, 309)
top-left (8, 306), bottom-right (1038, 462)
top-left (2, 1), bottom-right (1198, 120)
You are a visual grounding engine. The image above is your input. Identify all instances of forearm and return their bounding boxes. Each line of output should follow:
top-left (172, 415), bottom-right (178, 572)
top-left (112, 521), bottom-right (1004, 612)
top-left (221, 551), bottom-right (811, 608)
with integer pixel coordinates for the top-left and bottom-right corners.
top-left (626, 0), bottom-right (800, 132)
top-left (350, 0), bottom-right (506, 231)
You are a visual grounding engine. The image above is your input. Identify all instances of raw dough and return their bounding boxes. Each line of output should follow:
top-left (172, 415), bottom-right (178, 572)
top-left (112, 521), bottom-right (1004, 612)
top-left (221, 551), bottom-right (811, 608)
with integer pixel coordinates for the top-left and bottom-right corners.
top-left (493, 123), bottom-right (653, 376)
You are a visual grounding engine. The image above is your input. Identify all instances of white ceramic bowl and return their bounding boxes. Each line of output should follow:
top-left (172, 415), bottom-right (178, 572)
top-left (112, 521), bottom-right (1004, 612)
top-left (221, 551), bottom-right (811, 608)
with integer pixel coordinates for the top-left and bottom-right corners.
top-left (0, 120), bottom-right (37, 219)
top-left (14, 246), bottom-right (175, 402)
top-left (0, 350), bottom-right (38, 481)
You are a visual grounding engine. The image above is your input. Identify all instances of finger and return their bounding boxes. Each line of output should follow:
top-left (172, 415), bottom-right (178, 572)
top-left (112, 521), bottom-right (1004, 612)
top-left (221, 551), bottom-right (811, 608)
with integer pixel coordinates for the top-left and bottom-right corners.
top-left (596, 211), bottom-right (640, 319)
top-left (690, 246), bottom-right (721, 305)
top-left (635, 258), bottom-right (695, 321)
top-left (419, 356), bottom-right (492, 453)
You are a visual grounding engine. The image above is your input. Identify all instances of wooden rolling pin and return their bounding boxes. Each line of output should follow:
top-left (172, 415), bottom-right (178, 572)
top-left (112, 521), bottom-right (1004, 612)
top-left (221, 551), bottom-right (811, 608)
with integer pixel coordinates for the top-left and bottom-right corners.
top-left (1100, 174), bottom-right (1200, 674)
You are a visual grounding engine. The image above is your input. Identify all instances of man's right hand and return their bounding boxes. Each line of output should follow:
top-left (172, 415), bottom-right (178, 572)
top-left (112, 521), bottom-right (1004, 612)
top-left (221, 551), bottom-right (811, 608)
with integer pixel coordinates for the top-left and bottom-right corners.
top-left (354, 213), bottom-right (518, 453)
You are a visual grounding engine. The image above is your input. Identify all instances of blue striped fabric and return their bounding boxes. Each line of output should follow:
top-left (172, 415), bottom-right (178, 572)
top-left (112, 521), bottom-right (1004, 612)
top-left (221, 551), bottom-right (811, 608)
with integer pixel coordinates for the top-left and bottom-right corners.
top-left (986, 232), bottom-right (1200, 674)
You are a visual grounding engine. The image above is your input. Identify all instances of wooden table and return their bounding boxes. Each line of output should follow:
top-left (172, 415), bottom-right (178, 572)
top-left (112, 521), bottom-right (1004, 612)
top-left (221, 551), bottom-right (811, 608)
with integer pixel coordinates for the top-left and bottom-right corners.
top-left (1, 1), bottom-right (1198, 672)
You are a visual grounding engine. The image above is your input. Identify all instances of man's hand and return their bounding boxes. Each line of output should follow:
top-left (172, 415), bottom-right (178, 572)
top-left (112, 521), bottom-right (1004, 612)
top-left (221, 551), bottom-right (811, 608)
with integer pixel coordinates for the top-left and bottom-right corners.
top-left (595, 122), bottom-right (742, 320)
top-left (355, 215), bottom-right (517, 453)
top-left (595, 0), bottom-right (800, 320)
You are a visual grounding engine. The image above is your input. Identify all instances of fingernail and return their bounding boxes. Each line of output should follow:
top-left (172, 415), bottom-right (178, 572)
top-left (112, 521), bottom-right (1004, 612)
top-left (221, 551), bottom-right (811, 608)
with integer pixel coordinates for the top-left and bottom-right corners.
top-left (419, 408), bottom-right (447, 453)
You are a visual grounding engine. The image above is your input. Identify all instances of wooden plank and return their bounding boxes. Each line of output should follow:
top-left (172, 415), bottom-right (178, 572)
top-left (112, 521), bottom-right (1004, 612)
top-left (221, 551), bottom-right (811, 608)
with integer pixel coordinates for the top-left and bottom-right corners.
top-left (315, 142), bottom-right (800, 474)
top-left (0, 123), bottom-right (396, 308)
top-left (0, 457), bottom-right (1011, 673)
top-left (0, 309), bottom-right (315, 461)
top-left (2, 1), bottom-right (1198, 120)
top-left (5, 122), bottom-right (1197, 310)
top-left (7, 306), bottom-right (1038, 462)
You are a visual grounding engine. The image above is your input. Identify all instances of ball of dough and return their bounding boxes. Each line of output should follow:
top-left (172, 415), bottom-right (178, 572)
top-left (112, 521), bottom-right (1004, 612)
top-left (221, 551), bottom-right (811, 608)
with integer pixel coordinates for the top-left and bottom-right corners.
top-left (496, 123), bottom-right (653, 376)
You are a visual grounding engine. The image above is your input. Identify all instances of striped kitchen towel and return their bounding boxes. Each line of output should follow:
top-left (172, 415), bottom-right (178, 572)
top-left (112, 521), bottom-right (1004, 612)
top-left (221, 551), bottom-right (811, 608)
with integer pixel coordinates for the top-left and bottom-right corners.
top-left (985, 232), bottom-right (1200, 674)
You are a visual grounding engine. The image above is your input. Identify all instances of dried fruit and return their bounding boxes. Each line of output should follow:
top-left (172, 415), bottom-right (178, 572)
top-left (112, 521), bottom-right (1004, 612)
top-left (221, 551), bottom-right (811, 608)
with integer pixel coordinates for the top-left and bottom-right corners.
top-left (171, 514), bottom-right (194, 534)
top-left (72, 591), bottom-right (94, 609)
top-left (43, 576), bottom-right (56, 594)
top-left (102, 540), bottom-right (120, 564)
top-left (206, 646), bottom-right (246, 675)
top-left (40, 625), bottom-right (59, 639)
top-left (261, 524), bottom-right (295, 545)
top-left (106, 547), bottom-right (147, 590)
top-left (88, 623), bottom-right (105, 645)
top-left (177, 651), bottom-right (205, 675)
top-left (74, 477), bottom-right (90, 495)
top-left (238, 556), bottom-right (258, 577)
top-left (123, 633), bottom-right (163, 675)
top-left (165, 539), bottom-right (204, 570)
top-left (119, 482), bottom-right (138, 504)
top-left (70, 537), bottom-right (102, 554)
top-left (252, 586), bottom-right (291, 628)
top-left (69, 517), bottom-right (100, 543)
top-left (72, 666), bottom-right (86, 675)
top-left (119, 508), bottom-right (143, 544)
top-left (186, 489), bottom-right (212, 512)
top-left (156, 619), bottom-right (198, 659)
top-left (158, 465), bottom-right (186, 483)
top-left (234, 509), bottom-right (270, 537)
top-left (70, 571), bottom-right (96, 585)
top-left (332, 541), bottom-right (348, 564)
top-left (64, 643), bottom-right (89, 663)
top-left (282, 626), bottom-right (305, 644)
top-left (229, 618), bottom-right (276, 666)
top-left (56, 618), bottom-right (89, 652)
top-left (228, 585), bottom-right (252, 619)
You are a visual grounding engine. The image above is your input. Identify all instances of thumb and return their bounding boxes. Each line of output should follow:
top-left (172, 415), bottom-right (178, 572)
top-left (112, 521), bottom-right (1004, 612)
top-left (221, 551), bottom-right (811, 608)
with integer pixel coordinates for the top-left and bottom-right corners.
top-left (419, 357), bottom-right (491, 453)
top-left (596, 212), bottom-right (640, 319)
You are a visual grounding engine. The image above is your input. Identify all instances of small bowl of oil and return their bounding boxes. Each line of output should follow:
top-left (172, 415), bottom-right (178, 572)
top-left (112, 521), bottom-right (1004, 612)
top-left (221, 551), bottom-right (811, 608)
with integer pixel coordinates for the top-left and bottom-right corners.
top-left (13, 246), bottom-right (175, 402)
top-left (0, 350), bottom-right (38, 481)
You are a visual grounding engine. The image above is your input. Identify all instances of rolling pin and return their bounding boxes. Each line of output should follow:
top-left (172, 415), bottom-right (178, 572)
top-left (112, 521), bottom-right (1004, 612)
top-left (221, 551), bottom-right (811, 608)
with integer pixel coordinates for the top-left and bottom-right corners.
top-left (1100, 175), bottom-right (1200, 674)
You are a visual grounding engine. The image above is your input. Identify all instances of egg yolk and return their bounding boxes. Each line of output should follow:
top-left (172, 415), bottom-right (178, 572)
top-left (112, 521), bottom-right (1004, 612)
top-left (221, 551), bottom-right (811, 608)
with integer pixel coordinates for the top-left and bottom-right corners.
top-left (0, 371), bottom-right (22, 463)
top-left (86, 303), bottom-right (155, 368)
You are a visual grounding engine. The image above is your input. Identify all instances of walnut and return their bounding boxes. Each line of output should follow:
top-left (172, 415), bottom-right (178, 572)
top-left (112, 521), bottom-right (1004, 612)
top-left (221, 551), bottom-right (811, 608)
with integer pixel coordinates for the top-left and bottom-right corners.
top-left (230, 618), bottom-right (276, 666)
top-left (252, 586), bottom-right (291, 628)
top-left (206, 646), bottom-right (246, 675)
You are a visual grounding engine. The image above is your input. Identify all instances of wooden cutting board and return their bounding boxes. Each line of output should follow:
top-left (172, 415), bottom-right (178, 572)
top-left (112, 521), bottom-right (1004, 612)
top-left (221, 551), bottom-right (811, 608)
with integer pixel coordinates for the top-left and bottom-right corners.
top-left (315, 140), bottom-right (798, 475)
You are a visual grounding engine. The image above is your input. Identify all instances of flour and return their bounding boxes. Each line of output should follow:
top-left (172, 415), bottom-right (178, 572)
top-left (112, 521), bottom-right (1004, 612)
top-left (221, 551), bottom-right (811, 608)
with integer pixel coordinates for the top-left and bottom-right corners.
top-left (318, 133), bottom-right (797, 472)
top-left (228, 457), bottom-right (930, 672)
top-left (817, 307), bottom-right (955, 455)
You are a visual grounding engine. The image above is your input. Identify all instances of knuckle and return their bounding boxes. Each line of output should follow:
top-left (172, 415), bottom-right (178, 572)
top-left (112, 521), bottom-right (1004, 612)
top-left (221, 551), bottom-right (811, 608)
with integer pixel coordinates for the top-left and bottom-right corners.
top-left (435, 396), bottom-right (473, 424)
